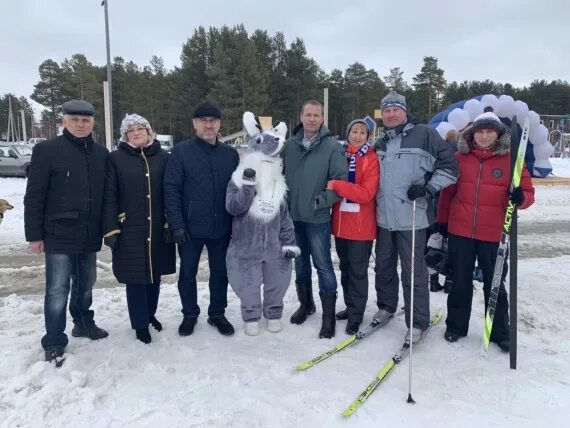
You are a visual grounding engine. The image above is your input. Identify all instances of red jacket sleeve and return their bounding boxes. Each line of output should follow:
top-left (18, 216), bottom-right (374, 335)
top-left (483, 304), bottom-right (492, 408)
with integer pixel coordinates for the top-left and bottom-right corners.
top-left (518, 164), bottom-right (535, 210)
top-left (330, 154), bottom-right (379, 204)
top-left (437, 183), bottom-right (457, 224)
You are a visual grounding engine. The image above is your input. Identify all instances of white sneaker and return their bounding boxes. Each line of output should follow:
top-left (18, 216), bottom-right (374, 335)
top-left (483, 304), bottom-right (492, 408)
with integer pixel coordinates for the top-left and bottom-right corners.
top-left (245, 321), bottom-right (260, 336)
top-left (266, 319), bottom-right (282, 333)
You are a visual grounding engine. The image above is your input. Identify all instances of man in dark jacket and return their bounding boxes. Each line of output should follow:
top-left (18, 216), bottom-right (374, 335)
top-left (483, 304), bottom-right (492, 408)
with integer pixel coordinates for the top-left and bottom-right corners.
top-left (282, 100), bottom-right (348, 339)
top-left (164, 102), bottom-right (239, 337)
top-left (373, 91), bottom-right (458, 346)
top-left (24, 100), bottom-right (109, 367)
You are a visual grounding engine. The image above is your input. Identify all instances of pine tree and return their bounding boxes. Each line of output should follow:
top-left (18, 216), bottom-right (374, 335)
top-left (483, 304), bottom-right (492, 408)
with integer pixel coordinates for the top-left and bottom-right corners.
top-left (31, 59), bottom-right (65, 136)
top-left (412, 56), bottom-right (446, 121)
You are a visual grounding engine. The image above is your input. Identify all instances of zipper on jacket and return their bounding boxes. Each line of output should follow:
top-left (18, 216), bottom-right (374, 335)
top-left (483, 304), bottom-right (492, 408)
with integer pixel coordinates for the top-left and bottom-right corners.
top-left (141, 151), bottom-right (154, 284)
top-left (471, 159), bottom-right (484, 239)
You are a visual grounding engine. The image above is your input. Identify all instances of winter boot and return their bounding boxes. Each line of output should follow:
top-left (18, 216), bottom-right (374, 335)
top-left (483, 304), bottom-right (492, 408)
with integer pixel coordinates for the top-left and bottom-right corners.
top-left (430, 273), bottom-right (443, 292)
top-left (345, 320), bottom-right (360, 335)
top-left (149, 315), bottom-right (162, 332)
top-left (318, 292), bottom-right (337, 339)
top-left (335, 309), bottom-right (348, 320)
top-left (45, 347), bottom-right (65, 368)
top-left (493, 339), bottom-right (510, 353)
top-left (207, 315), bottom-right (235, 336)
top-left (372, 308), bottom-right (395, 325)
top-left (443, 277), bottom-right (452, 294)
top-left (244, 321), bottom-right (260, 336)
top-left (444, 330), bottom-right (462, 343)
top-left (404, 327), bottom-right (425, 347)
top-left (72, 324), bottom-right (109, 340)
top-left (136, 327), bottom-right (152, 344)
top-left (267, 319), bottom-right (283, 333)
top-left (178, 316), bottom-right (198, 336)
top-left (290, 283), bottom-right (316, 325)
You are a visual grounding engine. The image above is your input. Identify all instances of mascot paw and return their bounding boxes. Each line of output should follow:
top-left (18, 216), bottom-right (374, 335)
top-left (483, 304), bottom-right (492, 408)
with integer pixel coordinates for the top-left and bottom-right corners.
top-left (282, 246), bottom-right (301, 258)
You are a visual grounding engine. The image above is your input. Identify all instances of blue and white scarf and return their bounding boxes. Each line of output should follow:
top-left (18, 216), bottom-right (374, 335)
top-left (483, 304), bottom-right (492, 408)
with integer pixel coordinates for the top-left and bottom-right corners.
top-left (340, 143), bottom-right (370, 212)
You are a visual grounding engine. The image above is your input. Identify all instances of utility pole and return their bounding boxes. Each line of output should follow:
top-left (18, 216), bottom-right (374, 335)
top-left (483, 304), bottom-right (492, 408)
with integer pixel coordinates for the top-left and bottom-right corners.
top-left (102, 0), bottom-right (114, 150)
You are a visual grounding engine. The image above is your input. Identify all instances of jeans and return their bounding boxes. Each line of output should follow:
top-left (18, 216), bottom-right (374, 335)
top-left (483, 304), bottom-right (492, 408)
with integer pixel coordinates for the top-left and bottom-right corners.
top-left (178, 235), bottom-right (230, 317)
top-left (41, 253), bottom-right (96, 350)
top-left (126, 281), bottom-right (161, 330)
top-left (293, 221), bottom-right (338, 294)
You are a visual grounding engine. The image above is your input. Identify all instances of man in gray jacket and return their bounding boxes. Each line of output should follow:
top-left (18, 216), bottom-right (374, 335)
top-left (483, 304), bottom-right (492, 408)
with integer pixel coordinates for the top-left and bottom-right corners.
top-left (282, 100), bottom-right (348, 338)
top-left (373, 92), bottom-right (458, 345)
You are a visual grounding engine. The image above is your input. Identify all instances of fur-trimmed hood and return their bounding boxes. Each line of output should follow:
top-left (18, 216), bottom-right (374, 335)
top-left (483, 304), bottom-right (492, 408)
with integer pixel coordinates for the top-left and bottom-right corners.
top-left (458, 125), bottom-right (511, 155)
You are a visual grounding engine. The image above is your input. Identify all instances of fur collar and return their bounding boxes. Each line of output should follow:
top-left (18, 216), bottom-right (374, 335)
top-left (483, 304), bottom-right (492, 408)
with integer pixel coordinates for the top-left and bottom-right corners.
top-left (231, 152), bottom-right (288, 223)
top-left (458, 125), bottom-right (511, 155)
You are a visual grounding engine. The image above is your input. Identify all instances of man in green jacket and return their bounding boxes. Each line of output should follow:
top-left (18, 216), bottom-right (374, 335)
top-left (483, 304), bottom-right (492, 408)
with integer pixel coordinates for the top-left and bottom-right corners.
top-left (282, 100), bottom-right (348, 338)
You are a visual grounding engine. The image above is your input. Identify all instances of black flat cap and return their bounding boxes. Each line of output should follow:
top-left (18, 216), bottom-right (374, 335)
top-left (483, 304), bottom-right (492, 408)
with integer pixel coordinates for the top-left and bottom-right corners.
top-left (62, 100), bottom-right (95, 116)
top-left (193, 101), bottom-right (222, 119)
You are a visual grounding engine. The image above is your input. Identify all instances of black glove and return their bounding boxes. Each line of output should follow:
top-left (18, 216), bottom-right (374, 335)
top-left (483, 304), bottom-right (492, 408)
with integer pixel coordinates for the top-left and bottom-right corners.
top-left (171, 228), bottom-right (189, 245)
top-left (437, 223), bottom-right (448, 238)
top-left (104, 235), bottom-right (119, 251)
top-left (407, 184), bottom-right (428, 201)
top-left (509, 186), bottom-right (525, 206)
top-left (243, 168), bottom-right (256, 180)
top-left (283, 249), bottom-right (298, 259)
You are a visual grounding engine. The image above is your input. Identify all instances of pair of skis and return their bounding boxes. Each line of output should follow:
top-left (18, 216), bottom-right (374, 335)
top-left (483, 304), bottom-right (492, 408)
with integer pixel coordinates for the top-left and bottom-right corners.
top-left (481, 117), bottom-right (529, 359)
top-left (294, 308), bottom-right (443, 417)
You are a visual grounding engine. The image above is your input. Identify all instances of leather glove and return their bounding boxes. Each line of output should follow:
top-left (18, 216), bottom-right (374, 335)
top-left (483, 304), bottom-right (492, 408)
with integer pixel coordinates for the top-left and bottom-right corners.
top-left (509, 186), bottom-right (524, 206)
top-left (407, 184), bottom-right (428, 201)
top-left (243, 168), bottom-right (256, 180)
top-left (104, 235), bottom-right (119, 251)
top-left (437, 223), bottom-right (448, 238)
top-left (171, 228), bottom-right (189, 245)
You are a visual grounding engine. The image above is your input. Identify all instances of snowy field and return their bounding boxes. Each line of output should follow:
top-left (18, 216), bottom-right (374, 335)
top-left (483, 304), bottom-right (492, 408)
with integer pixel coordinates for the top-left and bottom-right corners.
top-left (1, 171), bottom-right (570, 427)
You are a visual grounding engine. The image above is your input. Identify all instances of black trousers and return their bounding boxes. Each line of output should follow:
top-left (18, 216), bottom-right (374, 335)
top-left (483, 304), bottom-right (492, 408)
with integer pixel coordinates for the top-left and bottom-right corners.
top-left (178, 235), bottom-right (230, 318)
top-left (335, 237), bottom-right (373, 323)
top-left (126, 281), bottom-right (160, 330)
top-left (446, 234), bottom-right (509, 341)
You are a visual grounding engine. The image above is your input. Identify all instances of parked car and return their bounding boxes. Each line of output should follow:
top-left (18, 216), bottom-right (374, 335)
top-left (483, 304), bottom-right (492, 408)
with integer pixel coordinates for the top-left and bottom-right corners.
top-left (0, 143), bottom-right (32, 177)
top-left (28, 137), bottom-right (46, 146)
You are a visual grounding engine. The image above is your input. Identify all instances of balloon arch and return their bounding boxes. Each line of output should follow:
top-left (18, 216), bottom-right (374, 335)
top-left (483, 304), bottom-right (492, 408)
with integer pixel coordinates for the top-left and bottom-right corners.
top-left (428, 95), bottom-right (553, 177)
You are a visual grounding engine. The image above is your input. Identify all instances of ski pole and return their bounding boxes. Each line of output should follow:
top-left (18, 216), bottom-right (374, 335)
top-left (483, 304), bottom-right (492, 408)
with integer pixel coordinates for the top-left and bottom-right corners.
top-left (407, 199), bottom-right (416, 404)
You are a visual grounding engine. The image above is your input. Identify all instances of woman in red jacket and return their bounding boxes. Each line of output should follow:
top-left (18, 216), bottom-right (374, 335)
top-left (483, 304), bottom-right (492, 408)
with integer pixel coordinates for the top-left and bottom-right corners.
top-left (437, 110), bottom-right (535, 352)
top-left (327, 119), bottom-right (379, 334)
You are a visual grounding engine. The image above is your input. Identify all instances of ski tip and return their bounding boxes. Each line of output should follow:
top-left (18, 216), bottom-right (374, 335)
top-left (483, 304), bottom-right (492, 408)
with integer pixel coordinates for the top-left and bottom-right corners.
top-left (341, 405), bottom-right (358, 417)
top-left (407, 394), bottom-right (416, 404)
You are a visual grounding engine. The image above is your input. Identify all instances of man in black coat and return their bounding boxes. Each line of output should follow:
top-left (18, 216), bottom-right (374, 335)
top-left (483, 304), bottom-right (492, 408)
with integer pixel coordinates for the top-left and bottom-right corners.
top-left (24, 100), bottom-right (109, 366)
top-left (164, 102), bottom-right (239, 336)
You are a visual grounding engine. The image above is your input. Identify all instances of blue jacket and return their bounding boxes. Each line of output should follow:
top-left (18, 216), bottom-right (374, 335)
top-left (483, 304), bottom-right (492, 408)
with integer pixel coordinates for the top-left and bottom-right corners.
top-left (163, 137), bottom-right (239, 239)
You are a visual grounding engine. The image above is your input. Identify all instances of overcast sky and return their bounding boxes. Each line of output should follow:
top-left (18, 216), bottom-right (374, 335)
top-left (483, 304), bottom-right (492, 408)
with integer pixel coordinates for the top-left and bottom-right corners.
top-left (2, 0), bottom-right (568, 115)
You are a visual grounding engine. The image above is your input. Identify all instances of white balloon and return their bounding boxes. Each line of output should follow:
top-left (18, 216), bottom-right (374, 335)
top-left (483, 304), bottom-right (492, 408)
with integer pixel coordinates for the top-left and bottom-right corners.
top-left (447, 108), bottom-right (470, 131)
top-left (527, 110), bottom-right (540, 128)
top-left (529, 124), bottom-right (549, 145)
top-left (513, 100), bottom-right (529, 123)
top-left (435, 121), bottom-right (457, 140)
top-left (533, 141), bottom-right (554, 159)
top-left (480, 94), bottom-right (499, 112)
top-left (495, 95), bottom-right (516, 118)
top-left (463, 99), bottom-right (483, 121)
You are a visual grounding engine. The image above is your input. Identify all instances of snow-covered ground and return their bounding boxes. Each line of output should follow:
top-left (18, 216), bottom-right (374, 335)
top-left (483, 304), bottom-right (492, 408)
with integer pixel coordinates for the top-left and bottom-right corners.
top-left (549, 157), bottom-right (570, 177)
top-left (1, 176), bottom-right (570, 427)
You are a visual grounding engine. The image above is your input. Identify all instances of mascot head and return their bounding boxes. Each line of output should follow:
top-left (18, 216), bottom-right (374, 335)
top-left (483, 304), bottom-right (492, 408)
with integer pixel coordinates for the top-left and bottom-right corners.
top-left (242, 111), bottom-right (287, 157)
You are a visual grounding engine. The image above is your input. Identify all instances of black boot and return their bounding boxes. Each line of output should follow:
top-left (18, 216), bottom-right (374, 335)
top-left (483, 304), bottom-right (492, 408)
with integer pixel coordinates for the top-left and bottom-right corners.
top-left (345, 320), bottom-right (360, 335)
top-left (318, 292), bottom-right (337, 339)
top-left (179, 316), bottom-right (198, 336)
top-left (335, 309), bottom-right (348, 320)
top-left (136, 327), bottom-right (152, 344)
top-left (494, 339), bottom-right (510, 353)
top-left (149, 315), bottom-right (162, 332)
top-left (207, 315), bottom-right (235, 336)
top-left (290, 283), bottom-right (316, 325)
top-left (72, 324), bottom-right (109, 340)
top-left (430, 273), bottom-right (443, 292)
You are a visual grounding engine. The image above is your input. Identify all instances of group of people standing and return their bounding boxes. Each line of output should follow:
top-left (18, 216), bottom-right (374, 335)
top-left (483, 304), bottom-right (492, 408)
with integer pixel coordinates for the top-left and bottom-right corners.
top-left (24, 90), bottom-right (534, 367)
